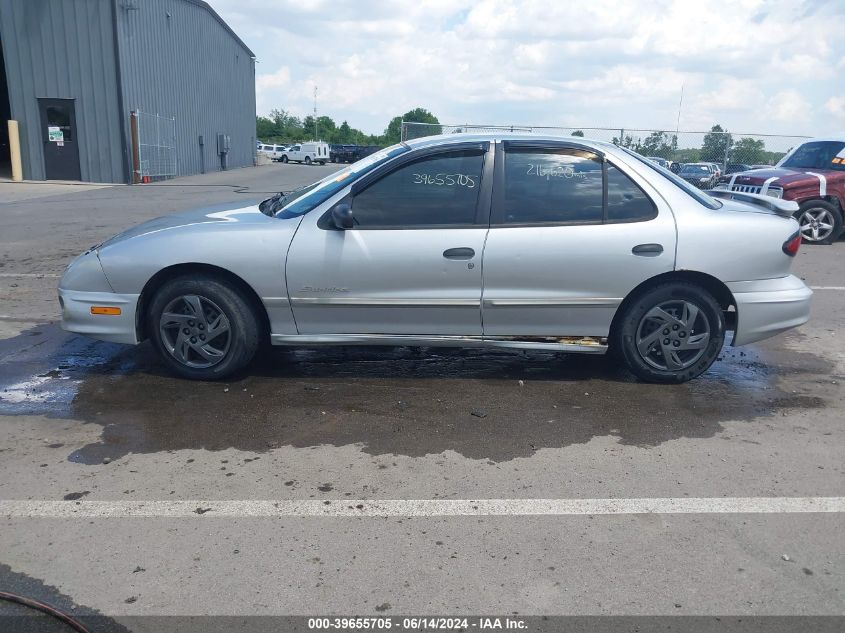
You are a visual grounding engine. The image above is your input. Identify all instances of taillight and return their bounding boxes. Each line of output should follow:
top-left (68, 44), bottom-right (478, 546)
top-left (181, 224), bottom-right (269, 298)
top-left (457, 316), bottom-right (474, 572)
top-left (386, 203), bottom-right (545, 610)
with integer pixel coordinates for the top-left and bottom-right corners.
top-left (782, 231), bottom-right (801, 257)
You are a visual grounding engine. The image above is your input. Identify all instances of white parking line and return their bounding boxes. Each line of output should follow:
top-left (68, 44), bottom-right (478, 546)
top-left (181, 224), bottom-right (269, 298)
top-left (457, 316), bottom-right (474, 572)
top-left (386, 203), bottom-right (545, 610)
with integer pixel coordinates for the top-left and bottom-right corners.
top-left (0, 272), bottom-right (61, 278)
top-left (809, 286), bottom-right (845, 290)
top-left (1, 497), bottom-right (843, 518)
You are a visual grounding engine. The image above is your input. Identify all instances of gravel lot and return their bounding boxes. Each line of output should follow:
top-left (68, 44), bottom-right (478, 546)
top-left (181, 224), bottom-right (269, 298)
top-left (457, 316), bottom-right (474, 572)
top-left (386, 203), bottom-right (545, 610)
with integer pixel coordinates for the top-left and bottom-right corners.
top-left (0, 163), bottom-right (843, 631)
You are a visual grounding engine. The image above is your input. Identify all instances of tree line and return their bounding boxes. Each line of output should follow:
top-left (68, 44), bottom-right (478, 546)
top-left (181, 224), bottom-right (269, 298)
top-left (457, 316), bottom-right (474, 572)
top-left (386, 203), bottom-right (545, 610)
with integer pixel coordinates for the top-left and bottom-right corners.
top-left (609, 125), bottom-right (787, 165)
top-left (257, 109), bottom-right (788, 164)
top-left (256, 107), bottom-right (439, 146)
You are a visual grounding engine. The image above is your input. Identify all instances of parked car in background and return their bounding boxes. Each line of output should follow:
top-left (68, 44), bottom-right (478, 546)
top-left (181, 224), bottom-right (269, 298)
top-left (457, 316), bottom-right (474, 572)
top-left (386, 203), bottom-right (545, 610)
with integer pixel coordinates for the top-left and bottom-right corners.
top-left (280, 141), bottom-right (330, 165)
top-left (59, 134), bottom-right (810, 384)
top-left (257, 143), bottom-right (285, 161)
top-left (678, 163), bottom-right (716, 189)
top-left (715, 137), bottom-right (845, 243)
top-left (751, 164), bottom-right (772, 170)
top-left (358, 145), bottom-right (383, 160)
top-left (330, 144), bottom-right (361, 163)
top-left (725, 163), bottom-right (751, 175)
top-left (706, 163), bottom-right (722, 179)
top-left (648, 157), bottom-right (682, 174)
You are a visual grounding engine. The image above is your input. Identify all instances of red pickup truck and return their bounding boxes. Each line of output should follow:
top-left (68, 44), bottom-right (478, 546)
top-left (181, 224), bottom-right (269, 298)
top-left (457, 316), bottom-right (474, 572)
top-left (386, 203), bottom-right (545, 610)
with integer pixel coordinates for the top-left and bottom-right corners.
top-left (716, 138), bottom-right (845, 244)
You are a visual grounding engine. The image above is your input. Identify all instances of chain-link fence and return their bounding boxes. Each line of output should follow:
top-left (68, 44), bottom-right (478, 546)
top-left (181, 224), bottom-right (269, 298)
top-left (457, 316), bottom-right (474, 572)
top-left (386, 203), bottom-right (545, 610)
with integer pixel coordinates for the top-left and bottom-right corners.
top-left (133, 110), bottom-right (177, 181)
top-left (401, 122), bottom-right (810, 171)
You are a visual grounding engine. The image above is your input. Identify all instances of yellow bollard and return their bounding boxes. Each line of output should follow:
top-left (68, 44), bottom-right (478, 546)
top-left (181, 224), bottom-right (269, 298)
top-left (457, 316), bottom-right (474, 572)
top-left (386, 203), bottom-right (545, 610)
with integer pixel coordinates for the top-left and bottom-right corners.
top-left (8, 120), bottom-right (23, 182)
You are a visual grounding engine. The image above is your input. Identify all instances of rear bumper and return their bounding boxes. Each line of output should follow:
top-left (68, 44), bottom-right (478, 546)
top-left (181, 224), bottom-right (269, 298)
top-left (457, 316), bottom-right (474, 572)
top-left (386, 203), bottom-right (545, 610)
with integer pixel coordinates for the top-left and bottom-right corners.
top-left (58, 288), bottom-right (140, 345)
top-left (727, 275), bottom-right (812, 346)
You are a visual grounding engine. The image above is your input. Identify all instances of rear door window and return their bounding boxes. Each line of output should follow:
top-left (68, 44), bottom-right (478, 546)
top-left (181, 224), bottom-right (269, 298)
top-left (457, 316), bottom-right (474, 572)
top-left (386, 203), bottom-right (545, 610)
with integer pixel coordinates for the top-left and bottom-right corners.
top-left (499, 149), bottom-right (603, 224)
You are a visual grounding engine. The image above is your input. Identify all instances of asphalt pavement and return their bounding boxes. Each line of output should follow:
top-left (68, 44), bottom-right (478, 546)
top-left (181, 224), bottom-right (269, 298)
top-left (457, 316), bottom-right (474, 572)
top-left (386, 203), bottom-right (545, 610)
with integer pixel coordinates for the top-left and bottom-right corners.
top-left (0, 163), bottom-right (843, 631)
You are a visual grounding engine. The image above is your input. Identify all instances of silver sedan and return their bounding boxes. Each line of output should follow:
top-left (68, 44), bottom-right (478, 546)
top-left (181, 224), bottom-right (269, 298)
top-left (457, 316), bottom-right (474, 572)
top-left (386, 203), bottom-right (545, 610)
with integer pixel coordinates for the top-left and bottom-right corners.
top-left (59, 135), bottom-right (812, 383)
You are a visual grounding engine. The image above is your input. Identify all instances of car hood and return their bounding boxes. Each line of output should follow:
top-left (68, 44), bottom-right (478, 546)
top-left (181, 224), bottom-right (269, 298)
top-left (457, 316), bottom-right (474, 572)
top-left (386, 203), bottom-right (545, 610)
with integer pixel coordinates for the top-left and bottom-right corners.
top-left (726, 167), bottom-right (827, 187)
top-left (98, 200), bottom-right (275, 250)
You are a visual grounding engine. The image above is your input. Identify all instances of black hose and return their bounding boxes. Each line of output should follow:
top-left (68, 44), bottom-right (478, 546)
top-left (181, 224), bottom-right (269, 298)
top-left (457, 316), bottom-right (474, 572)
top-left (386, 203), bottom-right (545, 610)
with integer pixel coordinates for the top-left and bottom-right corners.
top-left (0, 590), bottom-right (92, 633)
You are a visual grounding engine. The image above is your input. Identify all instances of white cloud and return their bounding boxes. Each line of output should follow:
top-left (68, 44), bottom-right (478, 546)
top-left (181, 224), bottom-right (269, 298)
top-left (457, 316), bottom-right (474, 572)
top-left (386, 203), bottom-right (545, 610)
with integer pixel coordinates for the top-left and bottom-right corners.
top-left (825, 96), bottom-right (845, 123)
top-left (764, 90), bottom-right (813, 124)
top-left (255, 66), bottom-right (291, 115)
top-left (210, 0), bottom-right (845, 136)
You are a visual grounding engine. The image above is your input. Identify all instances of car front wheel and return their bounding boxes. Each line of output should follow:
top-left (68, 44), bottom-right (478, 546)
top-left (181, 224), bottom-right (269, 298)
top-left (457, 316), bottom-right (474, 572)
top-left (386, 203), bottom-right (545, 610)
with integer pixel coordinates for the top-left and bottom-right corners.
top-left (280, 155), bottom-right (288, 163)
top-left (149, 275), bottom-right (260, 380)
top-left (304, 156), bottom-right (312, 165)
top-left (794, 200), bottom-right (842, 244)
top-left (612, 282), bottom-right (725, 383)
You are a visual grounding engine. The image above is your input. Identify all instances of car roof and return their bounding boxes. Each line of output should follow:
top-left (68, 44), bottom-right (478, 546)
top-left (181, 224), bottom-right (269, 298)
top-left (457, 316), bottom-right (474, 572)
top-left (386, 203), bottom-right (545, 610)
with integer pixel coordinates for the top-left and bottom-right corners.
top-left (404, 132), bottom-right (620, 152)
top-left (802, 136), bottom-right (845, 143)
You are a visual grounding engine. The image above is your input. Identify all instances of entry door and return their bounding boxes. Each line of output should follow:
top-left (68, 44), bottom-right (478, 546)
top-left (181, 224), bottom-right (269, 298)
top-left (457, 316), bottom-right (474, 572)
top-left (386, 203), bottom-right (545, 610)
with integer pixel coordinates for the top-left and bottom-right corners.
top-left (38, 98), bottom-right (81, 180)
top-left (481, 143), bottom-right (676, 337)
top-left (286, 145), bottom-right (492, 335)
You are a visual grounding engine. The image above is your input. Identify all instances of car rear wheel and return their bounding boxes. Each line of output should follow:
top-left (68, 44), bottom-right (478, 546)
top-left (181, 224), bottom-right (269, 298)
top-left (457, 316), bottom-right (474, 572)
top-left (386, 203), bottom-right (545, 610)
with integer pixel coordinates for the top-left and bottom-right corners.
top-left (612, 282), bottom-right (725, 383)
top-left (794, 200), bottom-right (842, 244)
top-left (149, 275), bottom-right (260, 380)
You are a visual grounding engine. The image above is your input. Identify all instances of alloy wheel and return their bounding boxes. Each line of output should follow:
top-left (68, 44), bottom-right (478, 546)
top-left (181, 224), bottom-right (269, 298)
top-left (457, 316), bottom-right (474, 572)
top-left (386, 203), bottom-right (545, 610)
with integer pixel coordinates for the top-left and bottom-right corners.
top-left (159, 294), bottom-right (231, 369)
top-left (635, 299), bottom-right (711, 371)
top-left (798, 207), bottom-right (835, 242)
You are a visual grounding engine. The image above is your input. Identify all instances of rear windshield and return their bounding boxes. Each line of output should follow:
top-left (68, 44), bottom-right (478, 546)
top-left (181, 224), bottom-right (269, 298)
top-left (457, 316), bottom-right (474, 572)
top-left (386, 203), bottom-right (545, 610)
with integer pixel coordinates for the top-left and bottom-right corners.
top-left (621, 149), bottom-right (722, 209)
top-left (780, 141), bottom-right (845, 172)
top-left (275, 144), bottom-right (409, 218)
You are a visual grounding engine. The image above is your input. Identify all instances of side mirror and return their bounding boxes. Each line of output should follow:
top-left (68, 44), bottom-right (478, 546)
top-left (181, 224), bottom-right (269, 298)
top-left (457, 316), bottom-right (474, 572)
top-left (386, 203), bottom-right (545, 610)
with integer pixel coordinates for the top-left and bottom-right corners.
top-left (331, 203), bottom-right (354, 230)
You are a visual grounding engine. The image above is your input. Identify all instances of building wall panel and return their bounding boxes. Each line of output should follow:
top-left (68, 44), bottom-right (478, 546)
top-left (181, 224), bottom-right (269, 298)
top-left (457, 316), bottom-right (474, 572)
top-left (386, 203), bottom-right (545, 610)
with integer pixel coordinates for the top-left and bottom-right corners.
top-left (0, 0), bottom-right (125, 182)
top-left (115, 0), bottom-right (256, 177)
top-left (0, 0), bottom-right (255, 183)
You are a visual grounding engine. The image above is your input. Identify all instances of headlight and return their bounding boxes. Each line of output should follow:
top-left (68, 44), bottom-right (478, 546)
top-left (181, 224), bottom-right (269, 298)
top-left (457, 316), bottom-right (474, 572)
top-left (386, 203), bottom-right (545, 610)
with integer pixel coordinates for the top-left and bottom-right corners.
top-left (765, 187), bottom-right (784, 198)
top-left (59, 251), bottom-right (113, 292)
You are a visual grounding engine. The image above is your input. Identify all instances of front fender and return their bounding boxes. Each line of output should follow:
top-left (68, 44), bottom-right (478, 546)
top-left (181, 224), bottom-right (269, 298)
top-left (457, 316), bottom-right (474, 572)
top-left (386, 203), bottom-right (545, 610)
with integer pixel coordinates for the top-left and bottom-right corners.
top-left (97, 216), bottom-right (303, 336)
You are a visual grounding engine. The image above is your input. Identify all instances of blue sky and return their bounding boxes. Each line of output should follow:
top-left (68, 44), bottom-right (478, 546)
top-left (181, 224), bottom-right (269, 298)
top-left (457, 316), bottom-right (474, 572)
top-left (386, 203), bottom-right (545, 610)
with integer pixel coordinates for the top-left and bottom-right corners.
top-left (213, 0), bottom-right (845, 137)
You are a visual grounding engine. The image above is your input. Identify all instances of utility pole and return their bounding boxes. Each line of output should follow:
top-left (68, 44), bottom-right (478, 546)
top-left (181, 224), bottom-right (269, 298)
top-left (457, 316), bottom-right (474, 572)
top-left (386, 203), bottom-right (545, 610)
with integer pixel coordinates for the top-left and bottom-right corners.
top-left (675, 82), bottom-right (685, 138)
top-left (313, 86), bottom-right (318, 141)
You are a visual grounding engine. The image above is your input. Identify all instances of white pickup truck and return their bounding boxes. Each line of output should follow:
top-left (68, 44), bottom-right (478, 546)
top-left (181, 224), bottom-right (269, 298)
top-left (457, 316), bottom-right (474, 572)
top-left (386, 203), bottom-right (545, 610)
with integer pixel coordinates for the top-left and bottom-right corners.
top-left (279, 142), bottom-right (329, 165)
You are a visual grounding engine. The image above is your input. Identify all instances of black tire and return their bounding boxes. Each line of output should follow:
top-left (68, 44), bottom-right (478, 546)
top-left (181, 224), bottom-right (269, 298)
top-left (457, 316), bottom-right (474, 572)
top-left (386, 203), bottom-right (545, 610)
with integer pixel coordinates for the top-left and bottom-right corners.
top-left (305, 156), bottom-right (312, 165)
top-left (280, 155), bottom-right (288, 163)
top-left (611, 282), bottom-right (725, 384)
top-left (148, 275), bottom-right (260, 380)
top-left (319, 160), bottom-right (326, 165)
top-left (794, 199), bottom-right (843, 245)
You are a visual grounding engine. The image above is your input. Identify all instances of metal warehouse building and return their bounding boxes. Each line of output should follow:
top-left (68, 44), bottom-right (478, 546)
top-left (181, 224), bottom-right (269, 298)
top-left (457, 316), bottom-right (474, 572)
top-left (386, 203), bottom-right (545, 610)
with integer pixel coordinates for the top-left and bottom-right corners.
top-left (0, 0), bottom-right (255, 183)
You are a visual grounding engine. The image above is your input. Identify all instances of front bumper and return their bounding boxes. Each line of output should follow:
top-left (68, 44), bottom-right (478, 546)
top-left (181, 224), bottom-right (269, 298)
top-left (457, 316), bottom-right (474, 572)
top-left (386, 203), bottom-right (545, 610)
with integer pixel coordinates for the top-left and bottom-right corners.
top-left (727, 275), bottom-right (812, 346)
top-left (58, 288), bottom-right (140, 345)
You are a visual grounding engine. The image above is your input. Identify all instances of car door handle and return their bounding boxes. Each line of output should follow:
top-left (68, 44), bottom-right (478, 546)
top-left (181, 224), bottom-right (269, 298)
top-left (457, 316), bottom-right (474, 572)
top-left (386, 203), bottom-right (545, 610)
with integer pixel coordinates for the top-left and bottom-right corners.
top-left (632, 243), bottom-right (663, 256)
top-left (443, 247), bottom-right (475, 260)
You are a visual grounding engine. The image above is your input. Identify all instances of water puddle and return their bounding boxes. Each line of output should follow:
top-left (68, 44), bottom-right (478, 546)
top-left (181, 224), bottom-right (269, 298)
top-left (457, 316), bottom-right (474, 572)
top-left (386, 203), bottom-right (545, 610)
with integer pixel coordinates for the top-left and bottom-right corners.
top-left (0, 325), bottom-right (832, 464)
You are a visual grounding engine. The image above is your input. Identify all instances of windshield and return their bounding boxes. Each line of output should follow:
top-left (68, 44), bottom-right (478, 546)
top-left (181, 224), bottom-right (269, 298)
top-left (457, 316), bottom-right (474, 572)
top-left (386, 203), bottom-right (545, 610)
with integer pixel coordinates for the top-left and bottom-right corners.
top-left (780, 141), bottom-right (845, 171)
top-left (272, 144), bottom-right (409, 218)
top-left (622, 149), bottom-right (721, 209)
top-left (681, 166), bottom-right (709, 175)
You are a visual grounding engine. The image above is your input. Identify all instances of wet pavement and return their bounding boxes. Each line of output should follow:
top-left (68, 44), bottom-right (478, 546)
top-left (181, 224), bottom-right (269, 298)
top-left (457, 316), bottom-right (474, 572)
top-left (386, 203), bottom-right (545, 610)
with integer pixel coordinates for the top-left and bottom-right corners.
top-left (0, 323), bottom-right (834, 465)
top-left (1, 168), bottom-right (844, 622)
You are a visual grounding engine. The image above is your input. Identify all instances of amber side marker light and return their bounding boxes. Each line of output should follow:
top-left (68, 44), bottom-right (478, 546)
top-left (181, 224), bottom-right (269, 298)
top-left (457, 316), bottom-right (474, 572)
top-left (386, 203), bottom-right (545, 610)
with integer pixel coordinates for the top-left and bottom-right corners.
top-left (90, 306), bottom-right (121, 315)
